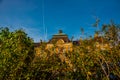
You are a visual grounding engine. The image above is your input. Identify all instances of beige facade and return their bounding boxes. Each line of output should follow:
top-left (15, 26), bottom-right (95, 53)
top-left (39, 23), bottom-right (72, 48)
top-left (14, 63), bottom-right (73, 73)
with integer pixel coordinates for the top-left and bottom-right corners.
top-left (46, 39), bottom-right (73, 53)
top-left (46, 30), bottom-right (73, 53)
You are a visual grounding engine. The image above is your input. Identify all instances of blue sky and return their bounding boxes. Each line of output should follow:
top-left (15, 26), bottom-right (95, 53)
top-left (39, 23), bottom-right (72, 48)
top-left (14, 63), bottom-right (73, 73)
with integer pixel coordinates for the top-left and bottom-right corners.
top-left (0, 0), bottom-right (120, 42)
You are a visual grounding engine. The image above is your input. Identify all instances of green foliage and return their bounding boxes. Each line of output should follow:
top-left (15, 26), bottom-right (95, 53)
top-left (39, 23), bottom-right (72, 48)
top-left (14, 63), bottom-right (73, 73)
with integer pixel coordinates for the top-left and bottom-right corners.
top-left (0, 27), bottom-right (34, 79)
top-left (0, 21), bottom-right (120, 80)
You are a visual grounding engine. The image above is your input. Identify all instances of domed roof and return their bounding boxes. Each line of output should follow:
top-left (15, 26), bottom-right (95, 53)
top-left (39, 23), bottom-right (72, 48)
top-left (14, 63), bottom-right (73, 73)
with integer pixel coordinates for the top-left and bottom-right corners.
top-left (53, 30), bottom-right (67, 36)
top-left (49, 30), bottom-right (70, 43)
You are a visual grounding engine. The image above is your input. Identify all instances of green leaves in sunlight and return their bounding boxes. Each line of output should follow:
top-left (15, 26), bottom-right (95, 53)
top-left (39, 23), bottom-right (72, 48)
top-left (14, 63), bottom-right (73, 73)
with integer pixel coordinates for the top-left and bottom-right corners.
top-left (0, 21), bottom-right (120, 80)
top-left (0, 27), bottom-right (34, 80)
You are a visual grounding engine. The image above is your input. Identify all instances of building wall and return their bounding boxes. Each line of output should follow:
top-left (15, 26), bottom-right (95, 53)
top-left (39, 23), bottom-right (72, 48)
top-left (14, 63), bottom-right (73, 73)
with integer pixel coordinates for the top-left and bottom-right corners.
top-left (46, 39), bottom-right (73, 53)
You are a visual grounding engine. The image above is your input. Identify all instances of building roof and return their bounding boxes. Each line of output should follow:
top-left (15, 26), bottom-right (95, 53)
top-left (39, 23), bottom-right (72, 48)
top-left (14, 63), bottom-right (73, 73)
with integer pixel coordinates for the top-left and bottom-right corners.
top-left (53, 30), bottom-right (67, 36)
top-left (49, 30), bottom-right (70, 43)
top-left (34, 43), bottom-right (40, 47)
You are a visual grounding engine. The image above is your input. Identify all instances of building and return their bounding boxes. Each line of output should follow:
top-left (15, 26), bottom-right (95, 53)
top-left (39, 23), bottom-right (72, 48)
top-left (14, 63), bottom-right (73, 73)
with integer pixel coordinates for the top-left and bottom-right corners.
top-left (46, 30), bottom-right (73, 53)
top-left (49, 30), bottom-right (70, 43)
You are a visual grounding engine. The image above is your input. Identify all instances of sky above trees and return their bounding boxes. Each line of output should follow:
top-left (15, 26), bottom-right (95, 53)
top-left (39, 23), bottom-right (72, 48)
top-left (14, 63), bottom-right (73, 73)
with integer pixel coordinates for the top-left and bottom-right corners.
top-left (0, 0), bottom-right (120, 42)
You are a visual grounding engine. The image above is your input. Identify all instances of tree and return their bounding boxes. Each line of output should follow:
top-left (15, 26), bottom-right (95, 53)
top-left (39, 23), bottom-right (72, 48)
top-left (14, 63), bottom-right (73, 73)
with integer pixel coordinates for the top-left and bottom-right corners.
top-left (80, 27), bottom-right (84, 39)
top-left (0, 27), bottom-right (34, 79)
top-left (102, 21), bottom-right (120, 46)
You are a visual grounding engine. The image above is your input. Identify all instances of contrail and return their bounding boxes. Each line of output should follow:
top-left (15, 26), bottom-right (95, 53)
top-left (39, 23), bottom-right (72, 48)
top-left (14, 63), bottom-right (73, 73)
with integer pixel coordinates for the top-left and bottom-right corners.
top-left (42, 0), bottom-right (47, 41)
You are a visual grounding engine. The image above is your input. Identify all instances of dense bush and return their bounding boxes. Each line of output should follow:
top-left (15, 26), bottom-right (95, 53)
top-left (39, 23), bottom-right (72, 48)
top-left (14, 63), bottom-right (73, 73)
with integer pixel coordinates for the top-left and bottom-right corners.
top-left (0, 22), bottom-right (120, 80)
top-left (0, 27), bottom-right (34, 79)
